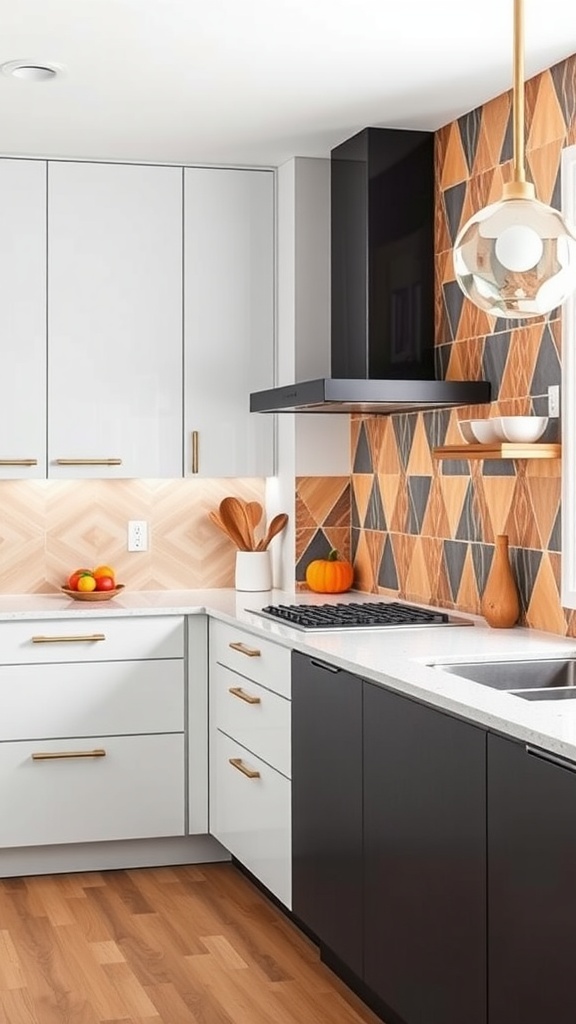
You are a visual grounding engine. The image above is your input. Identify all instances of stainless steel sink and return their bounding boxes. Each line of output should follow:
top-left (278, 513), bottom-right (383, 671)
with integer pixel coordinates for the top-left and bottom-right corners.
top-left (431, 658), bottom-right (576, 700)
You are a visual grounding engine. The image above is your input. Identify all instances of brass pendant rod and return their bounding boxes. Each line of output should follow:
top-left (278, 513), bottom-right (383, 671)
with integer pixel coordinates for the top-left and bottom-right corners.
top-left (513, 0), bottom-right (526, 182)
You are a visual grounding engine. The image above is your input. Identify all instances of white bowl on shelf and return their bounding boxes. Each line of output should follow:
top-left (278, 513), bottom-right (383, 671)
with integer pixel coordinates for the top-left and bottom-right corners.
top-left (496, 416), bottom-right (549, 443)
top-left (458, 419), bottom-right (502, 444)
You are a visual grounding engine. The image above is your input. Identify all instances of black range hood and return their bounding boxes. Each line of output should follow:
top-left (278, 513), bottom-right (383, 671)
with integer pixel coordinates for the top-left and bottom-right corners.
top-left (250, 126), bottom-right (490, 414)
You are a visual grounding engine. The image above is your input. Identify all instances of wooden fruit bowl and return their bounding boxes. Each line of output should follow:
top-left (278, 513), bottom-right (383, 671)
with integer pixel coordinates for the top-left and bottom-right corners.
top-left (61, 584), bottom-right (125, 602)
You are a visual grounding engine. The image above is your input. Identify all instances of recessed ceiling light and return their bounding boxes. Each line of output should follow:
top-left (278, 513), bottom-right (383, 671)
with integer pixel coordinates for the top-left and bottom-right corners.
top-left (1, 60), bottom-right (64, 82)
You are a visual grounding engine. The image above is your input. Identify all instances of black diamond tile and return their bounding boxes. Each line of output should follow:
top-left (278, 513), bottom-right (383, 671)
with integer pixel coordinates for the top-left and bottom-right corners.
top-left (443, 539), bottom-right (468, 601)
top-left (456, 481), bottom-right (483, 542)
top-left (295, 529), bottom-right (332, 581)
top-left (378, 537), bottom-right (399, 591)
top-left (510, 547), bottom-right (543, 615)
top-left (457, 107), bottom-right (482, 175)
top-left (471, 542), bottom-right (495, 598)
top-left (549, 507), bottom-right (561, 552)
top-left (443, 182), bottom-right (467, 244)
top-left (364, 477), bottom-right (386, 531)
top-left (482, 459), bottom-right (517, 477)
top-left (441, 458), bottom-right (470, 476)
top-left (353, 421), bottom-right (373, 473)
top-left (435, 343), bottom-right (451, 380)
top-left (351, 489), bottom-right (361, 529)
top-left (423, 409), bottom-right (451, 449)
top-left (407, 476), bottom-right (432, 534)
top-left (482, 330), bottom-right (511, 395)
top-left (530, 323), bottom-right (561, 396)
top-left (351, 527), bottom-right (361, 562)
top-left (443, 280), bottom-right (465, 341)
top-left (392, 414), bottom-right (417, 471)
top-left (500, 106), bottom-right (514, 163)
top-left (550, 56), bottom-right (576, 132)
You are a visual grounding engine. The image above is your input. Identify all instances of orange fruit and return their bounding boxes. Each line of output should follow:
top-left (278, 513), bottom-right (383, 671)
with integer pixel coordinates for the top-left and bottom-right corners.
top-left (93, 565), bottom-right (115, 581)
top-left (77, 575), bottom-right (97, 593)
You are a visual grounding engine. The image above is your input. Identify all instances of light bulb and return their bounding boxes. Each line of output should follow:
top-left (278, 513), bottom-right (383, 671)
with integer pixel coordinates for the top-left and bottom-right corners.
top-left (453, 196), bottom-right (576, 318)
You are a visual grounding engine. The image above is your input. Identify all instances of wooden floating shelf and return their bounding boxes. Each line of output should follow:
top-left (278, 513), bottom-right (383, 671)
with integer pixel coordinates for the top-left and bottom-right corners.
top-left (432, 443), bottom-right (561, 461)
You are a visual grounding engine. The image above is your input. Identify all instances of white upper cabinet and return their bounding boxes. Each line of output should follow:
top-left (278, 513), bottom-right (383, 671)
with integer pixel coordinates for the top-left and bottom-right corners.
top-left (47, 162), bottom-right (183, 479)
top-left (184, 167), bottom-right (275, 478)
top-left (0, 159), bottom-right (47, 479)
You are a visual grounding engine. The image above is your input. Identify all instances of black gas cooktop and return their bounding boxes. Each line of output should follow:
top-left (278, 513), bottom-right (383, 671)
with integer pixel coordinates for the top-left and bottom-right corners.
top-left (252, 601), bottom-right (471, 631)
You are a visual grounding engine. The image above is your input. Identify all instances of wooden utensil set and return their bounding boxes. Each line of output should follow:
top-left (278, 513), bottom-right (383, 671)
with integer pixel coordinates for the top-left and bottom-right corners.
top-left (209, 498), bottom-right (288, 552)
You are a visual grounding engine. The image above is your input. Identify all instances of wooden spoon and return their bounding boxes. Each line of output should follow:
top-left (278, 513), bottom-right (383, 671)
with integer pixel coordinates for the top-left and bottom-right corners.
top-left (208, 510), bottom-right (235, 542)
top-left (257, 512), bottom-right (288, 551)
top-left (219, 497), bottom-right (252, 551)
top-left (245, 501), bottom-right (263, 549)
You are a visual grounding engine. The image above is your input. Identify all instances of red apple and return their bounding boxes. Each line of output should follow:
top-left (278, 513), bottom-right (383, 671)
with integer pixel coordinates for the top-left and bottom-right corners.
top-left (95, 575), bottom-right (116, 592)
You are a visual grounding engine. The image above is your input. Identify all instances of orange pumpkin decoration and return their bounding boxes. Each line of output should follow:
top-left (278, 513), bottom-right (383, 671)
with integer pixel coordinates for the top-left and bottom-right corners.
top-left (305, 548), bottom-right (354, 594)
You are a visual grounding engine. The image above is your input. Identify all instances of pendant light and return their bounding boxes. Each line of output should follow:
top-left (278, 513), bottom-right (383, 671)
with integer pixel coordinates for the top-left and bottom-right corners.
top-left (453, 0), bottom-right (576, 318)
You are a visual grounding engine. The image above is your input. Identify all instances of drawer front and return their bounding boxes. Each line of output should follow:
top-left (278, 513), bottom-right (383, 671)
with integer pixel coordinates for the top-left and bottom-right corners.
top-left (210, 619), bottom-right (290, 699)
top-left (0, 660), bottom-right (184, 741)
top-left (0, 615), bottom-right (185, 665)
top-left (0, 734), bottom-right (185, 848)
top-left (210, 730), bottom-right (291, 908)
top-left (211, 662), bottom-right (290, 777)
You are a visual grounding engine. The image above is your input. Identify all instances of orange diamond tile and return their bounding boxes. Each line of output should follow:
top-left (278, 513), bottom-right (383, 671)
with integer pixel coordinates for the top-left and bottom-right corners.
top-left (526, 71), bottom-right (568, 152)
top-left (440, 122), bottom-right (470, 188)
top-left (525, 552), bottom-right (566, 634)
top-left (526, 138), bottom-right (563, 205)
top-left (405, 537), bottom-right (432, 604)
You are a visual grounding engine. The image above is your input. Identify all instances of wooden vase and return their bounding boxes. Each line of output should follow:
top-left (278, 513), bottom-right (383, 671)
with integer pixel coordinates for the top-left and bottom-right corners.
top-left (481, 535), bottom-right (520, 628)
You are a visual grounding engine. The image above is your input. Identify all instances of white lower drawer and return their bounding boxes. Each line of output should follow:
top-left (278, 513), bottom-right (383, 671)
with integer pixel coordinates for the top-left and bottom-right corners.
top-left (210, 730), bottom-right (291, 908)
top-left (211, 662), bottom-right (290, 777)
top-left (0, 659), bottom-right (184, 740)
top-left (0, 733), bottom-right (185, 848)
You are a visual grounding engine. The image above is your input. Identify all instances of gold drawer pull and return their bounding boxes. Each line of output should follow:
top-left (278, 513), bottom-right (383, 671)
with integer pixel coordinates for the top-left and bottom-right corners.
top-left (0, 458), bottom-right (38, 466)
top-left (228, 757), bottom-right (260, 779)
top-left (228, 685), bottom-right (261, 705)
top-left (228, 641), bottom-right (261, 658)
top-left (55, 458), bottom-right (122, 466)
top-left (191, 431), bottom-right (199, 474)
top-left (31, 634), bottom-right (106, 644)
top-left (32, 749), bottom-right (107, 761)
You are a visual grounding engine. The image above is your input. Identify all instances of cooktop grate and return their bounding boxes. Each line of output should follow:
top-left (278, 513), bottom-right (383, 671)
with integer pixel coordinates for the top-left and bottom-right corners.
top-left (254, 601), bottom-right (454, 631)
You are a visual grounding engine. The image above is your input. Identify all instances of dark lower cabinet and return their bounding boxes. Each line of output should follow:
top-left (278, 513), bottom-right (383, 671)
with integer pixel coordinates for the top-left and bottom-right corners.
top-left (363, 682), bottom-right (487, 1024)
top-left (291, 652), bottom-right (363, 976)
top-left (488, 734), bottom-right (576, 1024)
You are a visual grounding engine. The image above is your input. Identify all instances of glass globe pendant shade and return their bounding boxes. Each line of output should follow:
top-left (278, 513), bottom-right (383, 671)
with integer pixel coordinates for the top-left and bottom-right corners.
top-left (453, 186), bottom-right (576, 318)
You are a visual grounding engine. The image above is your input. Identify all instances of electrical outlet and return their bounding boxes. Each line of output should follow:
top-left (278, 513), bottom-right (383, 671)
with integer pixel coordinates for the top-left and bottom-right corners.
top-left (548, 384), bottom-right (560, 418)
top-left (128, 520), bottom-right (148, 552)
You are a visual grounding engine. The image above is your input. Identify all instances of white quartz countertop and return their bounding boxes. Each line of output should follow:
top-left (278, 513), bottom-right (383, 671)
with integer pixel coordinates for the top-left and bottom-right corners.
top-left (3, 588), bottom-right (576, 761)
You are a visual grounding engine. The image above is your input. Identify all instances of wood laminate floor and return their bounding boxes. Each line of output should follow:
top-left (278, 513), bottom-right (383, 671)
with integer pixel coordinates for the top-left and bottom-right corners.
top-left (0, 863), bottom-right (383, 1024)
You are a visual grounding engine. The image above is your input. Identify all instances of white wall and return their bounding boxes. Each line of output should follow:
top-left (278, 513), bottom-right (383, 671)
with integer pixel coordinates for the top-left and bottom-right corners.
top-left (271, 156), bottom-right (350, 591)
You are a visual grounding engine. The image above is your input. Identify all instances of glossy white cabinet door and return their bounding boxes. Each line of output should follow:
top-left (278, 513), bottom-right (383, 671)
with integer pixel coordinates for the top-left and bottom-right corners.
top-left (0, 159), bottom-right (46, 479)
top-left (48, 162), bottom-right (183, 479)
top-left (210, 729), bottom-right (291, 908)
top-left (184, 167), bottom-right (275, 478)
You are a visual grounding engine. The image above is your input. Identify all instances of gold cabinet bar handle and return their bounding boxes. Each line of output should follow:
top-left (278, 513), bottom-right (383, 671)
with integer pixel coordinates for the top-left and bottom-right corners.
top-left (32, 749), bottom-right (107, 761)
top-left (228, 757), bottom-right (260, 779)
top-left (191, 431), bottom-right (199, 474)
top-left (31, 634), bottom-right (106, 644)
top-left (228, 641), bottom-right (261, 658)
top-left (55, 458), bottom-right (122, 466)
top-left (0, 459), bottom-right (38, 466)
top-left (228, 685), bottom-right (261, 705)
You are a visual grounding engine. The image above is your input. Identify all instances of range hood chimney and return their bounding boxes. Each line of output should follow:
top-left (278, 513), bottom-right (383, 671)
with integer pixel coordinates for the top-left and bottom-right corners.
top-left (251, 126), bottom-right (490, 414)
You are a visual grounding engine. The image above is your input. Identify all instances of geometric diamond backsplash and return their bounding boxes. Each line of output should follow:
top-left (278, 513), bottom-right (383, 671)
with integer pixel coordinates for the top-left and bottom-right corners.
top-left (296, 52), bottom-right (576, 637)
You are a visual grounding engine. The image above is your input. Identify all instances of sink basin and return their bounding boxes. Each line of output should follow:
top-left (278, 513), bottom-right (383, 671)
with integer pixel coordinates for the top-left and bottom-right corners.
top-left (431, 658), bottom-right (576, 700)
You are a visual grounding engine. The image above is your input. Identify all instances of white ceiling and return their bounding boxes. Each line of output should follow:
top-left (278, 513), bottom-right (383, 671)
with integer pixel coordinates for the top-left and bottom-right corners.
top-left (1, 0), bottom-right (575, 168)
